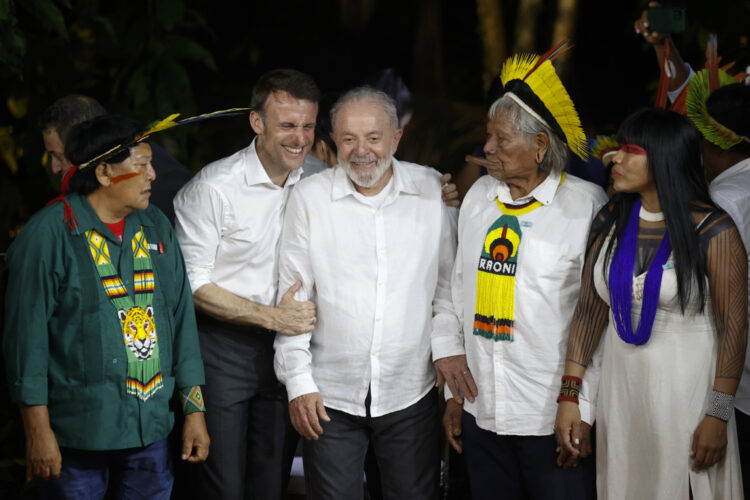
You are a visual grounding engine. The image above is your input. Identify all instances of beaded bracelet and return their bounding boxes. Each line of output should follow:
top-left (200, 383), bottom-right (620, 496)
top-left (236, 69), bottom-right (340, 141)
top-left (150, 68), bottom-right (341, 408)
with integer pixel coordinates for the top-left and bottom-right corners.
top-left (180, 386), bottom-right (206, 415)
top-left (556, 375), bottom-right (582, 404)
top-left (706, 390), bottom-right (734, 422)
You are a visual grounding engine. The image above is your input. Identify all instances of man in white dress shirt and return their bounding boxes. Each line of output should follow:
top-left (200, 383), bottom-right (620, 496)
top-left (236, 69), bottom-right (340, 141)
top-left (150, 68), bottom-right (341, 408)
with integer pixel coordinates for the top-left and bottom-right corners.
top-left (174, 69), bottom-right (319, 500)
top-left (273, 87), bottom-right (458, 499)
top-left (433, 52), bottom-right (606, 499)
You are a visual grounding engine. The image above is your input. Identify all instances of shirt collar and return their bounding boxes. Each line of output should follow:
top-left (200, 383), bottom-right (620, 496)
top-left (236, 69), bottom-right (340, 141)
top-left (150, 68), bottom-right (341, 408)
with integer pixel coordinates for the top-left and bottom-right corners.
top-left (65, 192), bottom-right (155, 243)
top-left (711, 157), bottom-right (750, 186)
top-left (243, 138), bottom-right (303, 188)
top-left (330, 157), bottom-right (420, 202)
top-left (490, 168), bottom-right (562, 206)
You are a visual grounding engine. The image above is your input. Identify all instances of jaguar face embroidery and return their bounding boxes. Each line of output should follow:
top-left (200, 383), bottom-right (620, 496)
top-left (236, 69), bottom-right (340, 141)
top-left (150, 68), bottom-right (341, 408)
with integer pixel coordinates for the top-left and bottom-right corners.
top-left (118, 305), bottom-right (157, 360)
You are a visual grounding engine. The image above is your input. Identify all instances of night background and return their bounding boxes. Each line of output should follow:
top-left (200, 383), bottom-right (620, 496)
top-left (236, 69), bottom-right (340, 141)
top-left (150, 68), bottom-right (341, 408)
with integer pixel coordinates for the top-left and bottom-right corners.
top-left (0, 0), bottom-right (748, 497)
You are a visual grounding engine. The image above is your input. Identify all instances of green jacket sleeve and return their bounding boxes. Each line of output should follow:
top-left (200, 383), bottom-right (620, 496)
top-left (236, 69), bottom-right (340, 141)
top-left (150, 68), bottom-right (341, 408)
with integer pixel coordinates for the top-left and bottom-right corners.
top-left (3, 210), bottom-right (61, 405)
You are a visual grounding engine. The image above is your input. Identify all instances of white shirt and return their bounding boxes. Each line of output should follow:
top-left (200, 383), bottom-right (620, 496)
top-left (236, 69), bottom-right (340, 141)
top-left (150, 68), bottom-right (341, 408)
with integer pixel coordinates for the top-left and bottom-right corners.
top-left (709, 158), bottom-right (750, 414)
top-left (174, 139), bottom-right (302, 305)
top-left (273, 159), bottom-right (459, 417)
top-left (434, 170), bottom-right (607, 435)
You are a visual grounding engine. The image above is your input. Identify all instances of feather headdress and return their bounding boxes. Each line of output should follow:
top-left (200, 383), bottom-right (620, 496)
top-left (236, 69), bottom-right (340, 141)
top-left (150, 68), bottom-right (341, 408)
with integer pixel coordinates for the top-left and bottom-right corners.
top-left (687, 69), bottom-right (748, 149)
top-left (686, 35), bottom-right (749, 150)
top-left (78, 107), bottom-right (249, 169)
top-left (590, 135), bottom-right (620, 164)
top-left (498, 40), bottom-right (588, 160)
top-left (672, 35), bottom-right (747, 117)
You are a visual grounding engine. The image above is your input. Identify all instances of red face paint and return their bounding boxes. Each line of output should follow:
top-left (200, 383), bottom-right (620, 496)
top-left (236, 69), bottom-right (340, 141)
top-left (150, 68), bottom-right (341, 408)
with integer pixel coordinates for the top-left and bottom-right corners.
top-left (619, 143), bottom-right (647, 156)
top-left (111, 171), bottom-right (142, 184)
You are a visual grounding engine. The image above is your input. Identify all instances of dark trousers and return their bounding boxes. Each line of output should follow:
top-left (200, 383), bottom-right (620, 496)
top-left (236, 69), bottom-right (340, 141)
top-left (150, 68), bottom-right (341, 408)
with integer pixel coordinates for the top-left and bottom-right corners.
top-left (735, 409), bottom-right (750, 497)
top-left (192, 316), bottom-right (296, 500)
top-left (303, 388), bottom-right (441, 500)
top-left (38, 438), bottom-right (173, 500)
top-left (462, 412), bottom-right (595, 500)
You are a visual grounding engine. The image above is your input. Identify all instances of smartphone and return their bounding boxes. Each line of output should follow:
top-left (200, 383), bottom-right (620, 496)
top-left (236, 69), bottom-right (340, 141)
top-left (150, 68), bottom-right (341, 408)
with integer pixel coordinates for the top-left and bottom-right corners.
top-left (648, 7), bottom-right (686, 34)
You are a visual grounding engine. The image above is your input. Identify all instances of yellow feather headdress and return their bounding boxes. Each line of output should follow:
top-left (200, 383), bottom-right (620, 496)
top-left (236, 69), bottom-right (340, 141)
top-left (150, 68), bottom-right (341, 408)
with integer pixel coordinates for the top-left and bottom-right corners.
top-left (590, 135), bottom-right (620, 163)
top-left (78, 108), bottom-right (249, 169)
top-left (498, 40), bottom-right (588, 161)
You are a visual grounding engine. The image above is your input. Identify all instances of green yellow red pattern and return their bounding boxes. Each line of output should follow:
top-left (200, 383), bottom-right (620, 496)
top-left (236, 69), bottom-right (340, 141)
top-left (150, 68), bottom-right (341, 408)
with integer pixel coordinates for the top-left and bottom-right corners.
top-left (474, 173), bottom-right (565, 342)
top-left (86, 227), bottom-right (164, 401)
top-left (180, 386), bottom-right (206, 414)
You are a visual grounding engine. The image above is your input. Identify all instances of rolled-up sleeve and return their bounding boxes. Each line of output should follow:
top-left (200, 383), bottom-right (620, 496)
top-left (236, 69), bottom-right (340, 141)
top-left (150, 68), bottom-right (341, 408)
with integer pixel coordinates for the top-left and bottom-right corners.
top-left (433, 202), bottom-right (468, 361)
top-left (431, 204), bottom-right (463, 360)
top-left (3, 219), bottom-right (58, 405)
top-left (174, 181), bottom-right (226, 293)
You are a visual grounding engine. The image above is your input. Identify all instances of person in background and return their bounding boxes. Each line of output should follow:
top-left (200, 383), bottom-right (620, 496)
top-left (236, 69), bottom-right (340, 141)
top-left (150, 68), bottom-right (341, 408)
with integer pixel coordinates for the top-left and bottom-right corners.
top-left (40, 95), bottom-right (192, 224)
top-left (368, 68), bottom-right (414, 129)
top-left (688, 79), bottom-right (750, 494)
top-left (301, 93), bottom-right (338, 178)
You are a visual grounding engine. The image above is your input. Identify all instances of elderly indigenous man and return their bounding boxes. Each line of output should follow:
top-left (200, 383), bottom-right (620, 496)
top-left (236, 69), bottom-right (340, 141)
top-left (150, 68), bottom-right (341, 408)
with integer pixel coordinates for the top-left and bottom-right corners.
top-left (3, 114), bottom-right (208, 499)
top-left (173, 69), bottom-right (319, 500)
top-left (434, 47), bottom-right (607, 500)
top-left (273, 87), bottom-right (458, 499)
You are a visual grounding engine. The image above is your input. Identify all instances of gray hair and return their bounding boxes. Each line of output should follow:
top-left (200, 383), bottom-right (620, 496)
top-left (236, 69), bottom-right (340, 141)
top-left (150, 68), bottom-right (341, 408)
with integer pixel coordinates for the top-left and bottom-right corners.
top-left (330, 86), bottom-right (399, 131)
top-left (488, 95), bottom-right (568, 174)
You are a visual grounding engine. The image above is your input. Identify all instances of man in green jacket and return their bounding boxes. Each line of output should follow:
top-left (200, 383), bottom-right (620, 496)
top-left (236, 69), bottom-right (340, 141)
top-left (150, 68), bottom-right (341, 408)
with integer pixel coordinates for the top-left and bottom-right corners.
top-left (3, 114), bottom-right (208, 499)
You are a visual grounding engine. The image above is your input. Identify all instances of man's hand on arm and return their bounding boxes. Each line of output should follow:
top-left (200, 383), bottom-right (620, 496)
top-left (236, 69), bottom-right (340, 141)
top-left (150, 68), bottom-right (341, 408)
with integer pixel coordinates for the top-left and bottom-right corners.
top-left (20, 405), bottom-right (61, 481)
top-left (192, 280), bottom-right (315, 335)
top-left (273, 281), bottom-right (317, 335)
top-left (181, 412), bottom-right (210, 463)
top-left (289, 392), bottom-right (330, 440)
top-left (434, 354), bottom-right (478, 404)
top-left (440, 173), bottom-right (460, 208)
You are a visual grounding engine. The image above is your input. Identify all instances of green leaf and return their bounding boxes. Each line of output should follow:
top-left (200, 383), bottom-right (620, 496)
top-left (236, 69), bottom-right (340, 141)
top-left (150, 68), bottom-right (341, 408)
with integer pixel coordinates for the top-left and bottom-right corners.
top-left (126, 65), bottom-right (151, 111)
top-left (155, 0), bottom-right (185, 31)
top-left (0, 23), bottom-right (25, 77)
top-left (184, 8), bottom-right (216, 38)
top-left (90, 15), bottom-right (118, 45)
top-left (164, 35), bottom-right (216, 70)
top-left (154, 57), bottom-right (194, 117)
top-left (19, 0), bottom-right (68, 40)
top-left (0, 0), bottom-right (13, 21)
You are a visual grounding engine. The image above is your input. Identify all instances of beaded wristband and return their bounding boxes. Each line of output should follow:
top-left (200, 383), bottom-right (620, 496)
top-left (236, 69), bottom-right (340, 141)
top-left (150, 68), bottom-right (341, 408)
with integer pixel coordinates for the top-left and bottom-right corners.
top-left (180, 386), bottom-right (206, 415)
top-left (557, 375), bottom-right (582, 404)
top-left (706, 390), bottom-right (734, 422)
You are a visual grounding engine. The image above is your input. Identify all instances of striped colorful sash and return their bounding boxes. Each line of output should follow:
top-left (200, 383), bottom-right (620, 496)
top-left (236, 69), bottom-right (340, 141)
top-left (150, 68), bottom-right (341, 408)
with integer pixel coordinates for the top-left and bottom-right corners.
top-left (473, 173), bottom-right (565, 342)
top-left (85, 227), bottom-right (163, 401)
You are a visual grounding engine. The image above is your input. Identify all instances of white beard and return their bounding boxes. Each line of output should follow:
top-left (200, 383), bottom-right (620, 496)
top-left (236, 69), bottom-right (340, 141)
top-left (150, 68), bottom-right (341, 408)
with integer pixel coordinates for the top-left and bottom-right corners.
top-left (340, 152), bottom-right (393, 188)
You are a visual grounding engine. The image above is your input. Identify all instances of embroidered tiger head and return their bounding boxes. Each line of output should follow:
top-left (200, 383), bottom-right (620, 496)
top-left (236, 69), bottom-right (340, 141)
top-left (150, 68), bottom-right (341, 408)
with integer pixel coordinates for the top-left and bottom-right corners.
top-left (118, 306), bottom-right (157, 361)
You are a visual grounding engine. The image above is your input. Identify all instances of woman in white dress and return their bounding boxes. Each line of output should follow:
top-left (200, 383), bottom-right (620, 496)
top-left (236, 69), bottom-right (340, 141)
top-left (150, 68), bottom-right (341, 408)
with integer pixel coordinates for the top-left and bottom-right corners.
top-left (554, 108), bottom-right (747, 499)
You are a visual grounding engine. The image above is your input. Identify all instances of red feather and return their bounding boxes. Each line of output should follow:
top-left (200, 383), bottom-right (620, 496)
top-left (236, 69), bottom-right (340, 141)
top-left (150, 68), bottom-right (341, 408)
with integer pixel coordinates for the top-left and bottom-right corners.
top-left (523, 39), bottom-right (570, 80)
top-left (655, 41), bottom-right (671, 109)
top-left (669, 85), bottom-right (688, 115)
